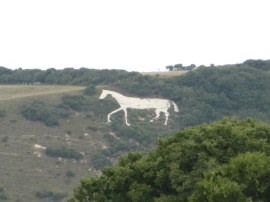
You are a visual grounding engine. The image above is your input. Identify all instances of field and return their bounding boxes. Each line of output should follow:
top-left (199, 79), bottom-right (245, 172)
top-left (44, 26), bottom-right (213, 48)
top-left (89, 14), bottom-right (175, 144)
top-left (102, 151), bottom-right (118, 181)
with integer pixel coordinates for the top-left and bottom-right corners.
top-left (140, 70), bottom-right (189, 77)
top-left (0, 85), bottom-right (85, 101)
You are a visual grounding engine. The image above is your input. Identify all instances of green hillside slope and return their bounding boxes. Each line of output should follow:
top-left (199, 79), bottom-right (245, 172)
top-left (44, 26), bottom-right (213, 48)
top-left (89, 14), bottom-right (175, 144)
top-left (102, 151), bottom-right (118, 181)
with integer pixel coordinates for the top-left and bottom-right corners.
top-left (0, 59), bottom-right (270, 201)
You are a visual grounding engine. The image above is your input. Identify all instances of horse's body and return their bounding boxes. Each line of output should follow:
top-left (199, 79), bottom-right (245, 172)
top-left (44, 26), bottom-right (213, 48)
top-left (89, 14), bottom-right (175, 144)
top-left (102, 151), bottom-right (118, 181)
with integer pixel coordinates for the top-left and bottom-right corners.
top-left (99, 90), bottom-right (179, 126)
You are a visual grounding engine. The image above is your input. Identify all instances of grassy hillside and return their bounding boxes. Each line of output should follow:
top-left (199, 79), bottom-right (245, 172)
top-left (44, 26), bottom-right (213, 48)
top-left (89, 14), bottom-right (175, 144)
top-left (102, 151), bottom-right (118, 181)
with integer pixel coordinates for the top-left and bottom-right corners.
top-left (0, 85), bottom-right (178, 201)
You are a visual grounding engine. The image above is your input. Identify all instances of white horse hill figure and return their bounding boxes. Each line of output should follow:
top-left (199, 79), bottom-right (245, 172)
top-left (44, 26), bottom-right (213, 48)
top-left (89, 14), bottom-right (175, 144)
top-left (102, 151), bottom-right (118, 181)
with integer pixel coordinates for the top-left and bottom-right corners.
top-left (99, 90), bottom-right (179, 126)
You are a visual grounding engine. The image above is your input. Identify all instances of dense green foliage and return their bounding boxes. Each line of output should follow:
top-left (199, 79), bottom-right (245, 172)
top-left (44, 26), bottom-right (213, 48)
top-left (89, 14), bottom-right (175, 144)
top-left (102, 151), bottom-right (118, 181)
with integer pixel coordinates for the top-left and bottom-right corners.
top-left (69, 119), bottom-right (270, 202)
top-left (0, 67), bottom-right (139, 85)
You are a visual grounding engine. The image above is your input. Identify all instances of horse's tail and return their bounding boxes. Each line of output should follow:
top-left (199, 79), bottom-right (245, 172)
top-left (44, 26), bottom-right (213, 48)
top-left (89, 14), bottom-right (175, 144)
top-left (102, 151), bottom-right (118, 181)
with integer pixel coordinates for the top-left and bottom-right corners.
top-left (171, 101), bottom-right (179, 112)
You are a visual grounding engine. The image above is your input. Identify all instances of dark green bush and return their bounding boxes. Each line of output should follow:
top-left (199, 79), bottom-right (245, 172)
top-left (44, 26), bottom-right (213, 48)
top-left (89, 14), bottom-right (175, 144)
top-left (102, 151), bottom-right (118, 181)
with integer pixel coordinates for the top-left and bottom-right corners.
top-left (62, 95), bottom-right (87, 111)
top-left (45, 147), bottom-right (83, 160)
top-left (1, 136), bottom-right (8, 143)
top-left (35, 190), bottom-right (66, 201)
top-left (65, 170), bottom-right (75, 177)
top-left (54, 106), bottom-right (71, 118)
top-left (91, 153), bottom-right (112, 169)
top-left (44, 117), bottom-right (59, 126)
top-left (87, 125), bottom-right (98, 131)
top-left (84, 85), bottom-right (97, 96)
top-left (0, 187), bottom-right (8, 200)
top-left (21, 100), bottom-right (59, 126)
top-left (0, 110), bottom-right (6, 118)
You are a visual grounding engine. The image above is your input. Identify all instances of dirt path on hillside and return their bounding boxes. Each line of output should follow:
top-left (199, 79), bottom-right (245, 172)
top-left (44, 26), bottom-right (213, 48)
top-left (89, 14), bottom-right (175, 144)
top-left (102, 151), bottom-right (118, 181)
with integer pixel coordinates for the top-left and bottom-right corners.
top-left (0, 85), bottom-right (85, 101)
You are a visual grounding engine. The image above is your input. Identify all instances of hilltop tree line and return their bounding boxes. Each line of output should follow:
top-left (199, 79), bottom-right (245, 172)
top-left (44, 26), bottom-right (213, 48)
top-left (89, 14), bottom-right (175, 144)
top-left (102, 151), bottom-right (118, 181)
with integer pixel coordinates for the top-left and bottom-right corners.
top-left (0, 67), bottom-right (139, 85)
top-left (0, 59), bottom-right (268, 86)
top-left (166, 63), bottom-right (197, 71)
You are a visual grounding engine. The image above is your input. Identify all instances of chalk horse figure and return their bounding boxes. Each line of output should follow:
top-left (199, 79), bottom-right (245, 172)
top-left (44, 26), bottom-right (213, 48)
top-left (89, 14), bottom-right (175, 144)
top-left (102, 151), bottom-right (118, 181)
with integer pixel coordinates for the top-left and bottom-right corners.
top-left (99, 90), bottom-right (179, 126)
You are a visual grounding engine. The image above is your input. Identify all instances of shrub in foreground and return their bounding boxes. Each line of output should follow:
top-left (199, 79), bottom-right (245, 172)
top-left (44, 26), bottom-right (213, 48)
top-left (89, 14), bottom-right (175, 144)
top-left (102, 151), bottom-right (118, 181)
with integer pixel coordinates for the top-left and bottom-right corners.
top-left (69, 119), bottom-right (270, 202)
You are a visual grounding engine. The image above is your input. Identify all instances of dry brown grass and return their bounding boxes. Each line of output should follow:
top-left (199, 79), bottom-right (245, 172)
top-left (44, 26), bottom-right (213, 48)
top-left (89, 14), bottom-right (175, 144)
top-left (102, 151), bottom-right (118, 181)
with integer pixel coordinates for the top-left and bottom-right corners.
top-left (0, 85), bottom-right (85, 101)
top-left (140, 70), bottom-right (189, 77)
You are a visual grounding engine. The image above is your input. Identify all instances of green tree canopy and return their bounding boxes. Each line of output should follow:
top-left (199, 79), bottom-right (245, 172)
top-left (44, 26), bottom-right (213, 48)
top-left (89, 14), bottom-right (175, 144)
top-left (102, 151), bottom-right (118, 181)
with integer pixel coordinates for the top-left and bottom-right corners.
top-left (69, 119), bottom-right (270, 202)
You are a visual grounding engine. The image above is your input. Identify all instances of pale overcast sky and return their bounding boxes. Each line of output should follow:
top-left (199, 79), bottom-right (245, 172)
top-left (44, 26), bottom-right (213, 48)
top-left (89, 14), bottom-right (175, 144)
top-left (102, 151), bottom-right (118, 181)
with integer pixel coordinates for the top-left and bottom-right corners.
top-left (0, 0), bottom-right (269, 72)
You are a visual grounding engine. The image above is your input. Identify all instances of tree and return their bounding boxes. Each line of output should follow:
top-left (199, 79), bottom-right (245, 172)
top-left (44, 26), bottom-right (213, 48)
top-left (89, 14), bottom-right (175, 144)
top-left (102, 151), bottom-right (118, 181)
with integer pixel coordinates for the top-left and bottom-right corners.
top-left (174, 64), bottom-right (183, 70)
top-left (186, 64), bottom-right (196, 70)
top-left (165, 65), bottom-right (174, 71)
top-left (69, 119), bottom-right (270, 202)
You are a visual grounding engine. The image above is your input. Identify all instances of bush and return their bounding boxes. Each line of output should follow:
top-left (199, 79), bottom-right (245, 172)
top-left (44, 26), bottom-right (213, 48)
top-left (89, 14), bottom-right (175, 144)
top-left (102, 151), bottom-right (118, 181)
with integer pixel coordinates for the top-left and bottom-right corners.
top-left (65, 170), bottom-right (75, 177)
top-left (91, 153), bottom-right (112, 169)
top-left (45, 147), bottom-right (83, 160)
top-left (62, 95), bottom-right (87, 111)
top-left (70, 119), bottom-right (270, 202)
top-left (0, 110), bottom-right (6, 118)
top-left (84, 85), bottom-right (97, 96)
top-left (1, 136), bottom-right (8, 143)
top-left (21, 100), bottom-right (59, 126)
top-left (54, 106), bottom-right (71, 118)
top-left (0, 187), bottom-right (8, 200)
top-left (87, 125), bottom-right (98, 131)
top-left (44, 117), bottom-right (59, 126)
top-left (35, 190), bottom-right (66, 201)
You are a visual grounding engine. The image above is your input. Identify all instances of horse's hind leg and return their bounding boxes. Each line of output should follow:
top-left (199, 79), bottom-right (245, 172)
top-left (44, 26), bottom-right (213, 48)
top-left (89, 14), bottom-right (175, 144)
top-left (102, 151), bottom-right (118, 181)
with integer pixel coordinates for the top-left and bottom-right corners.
top-left (164, 111), bottom-right (170, 125)
top-left (150, 110), bottom-right (160, 123)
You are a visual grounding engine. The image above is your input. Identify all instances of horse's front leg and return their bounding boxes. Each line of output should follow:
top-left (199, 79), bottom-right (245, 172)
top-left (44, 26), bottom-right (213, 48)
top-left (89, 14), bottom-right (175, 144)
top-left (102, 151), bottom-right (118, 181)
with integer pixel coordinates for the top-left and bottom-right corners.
top-left (107, 107), bottom-right (123, 123)
top-left (123, 108), bottom-right (130, 126)
top-left (150, 110), bottom-right (160, 123)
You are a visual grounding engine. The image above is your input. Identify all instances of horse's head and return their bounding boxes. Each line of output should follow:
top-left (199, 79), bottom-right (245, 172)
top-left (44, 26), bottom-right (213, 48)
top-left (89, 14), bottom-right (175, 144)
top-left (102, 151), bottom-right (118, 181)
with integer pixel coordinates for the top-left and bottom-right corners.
top-left (99, 90), bottom-right (109, 99)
